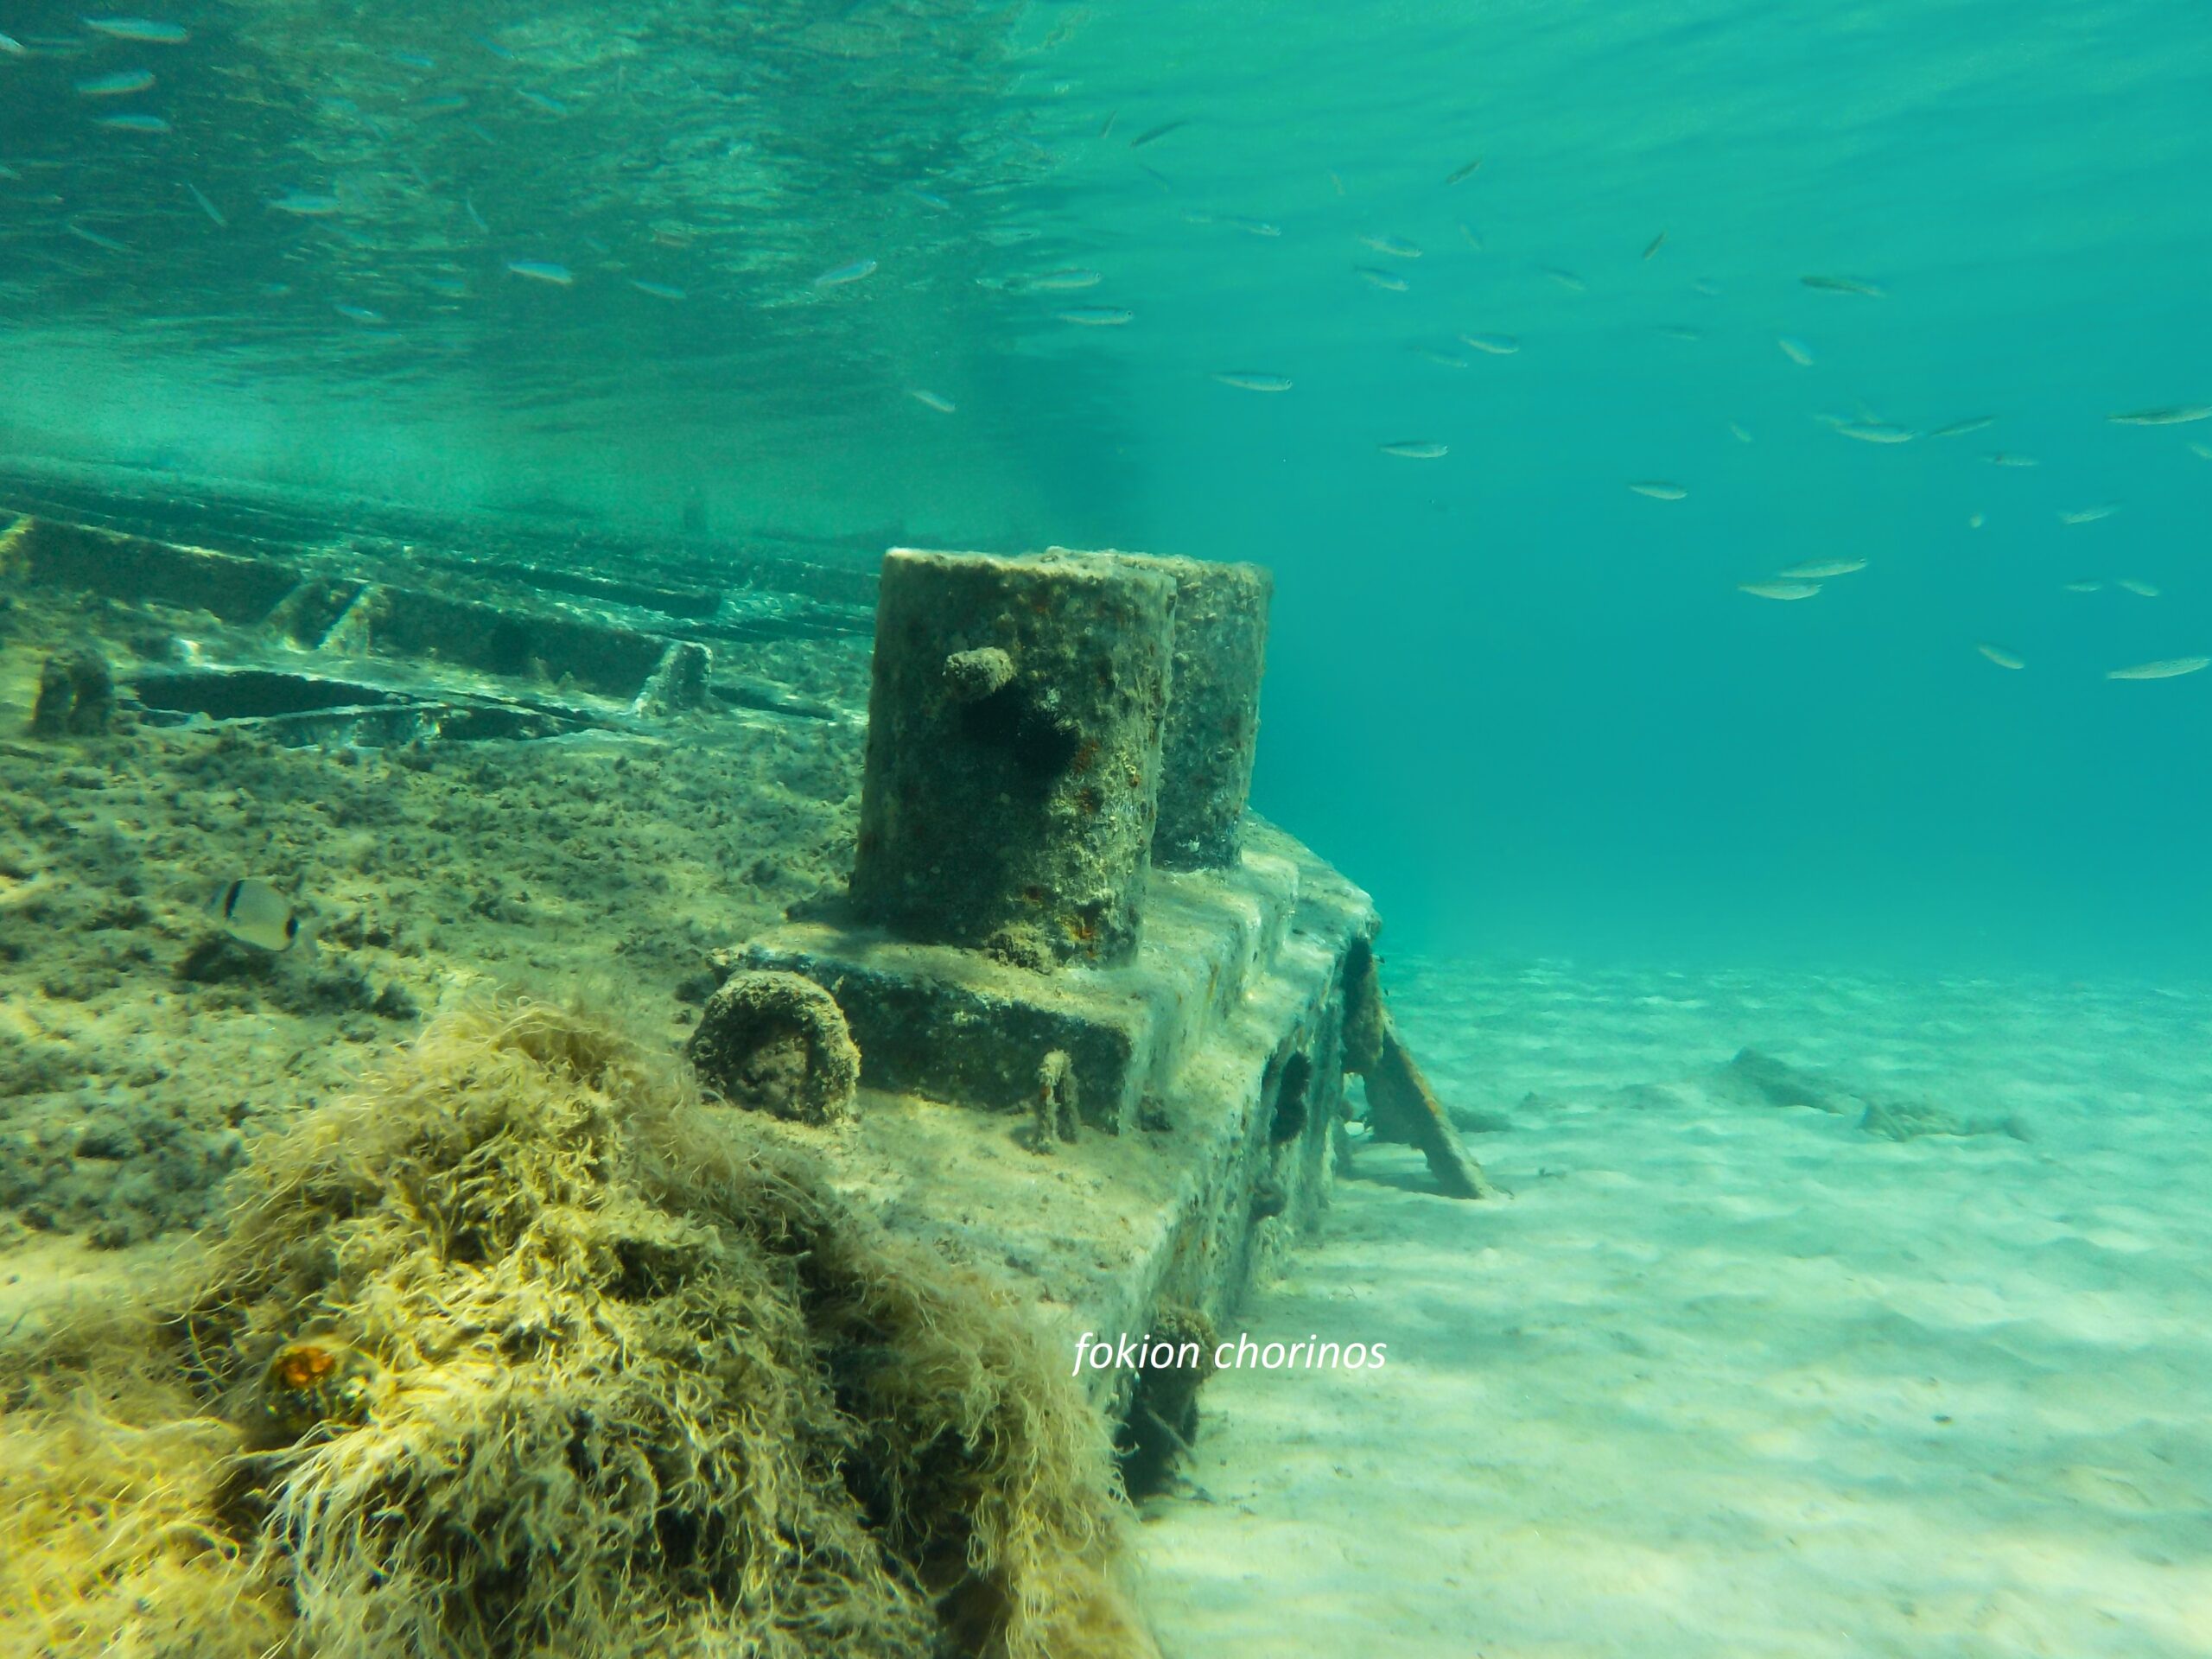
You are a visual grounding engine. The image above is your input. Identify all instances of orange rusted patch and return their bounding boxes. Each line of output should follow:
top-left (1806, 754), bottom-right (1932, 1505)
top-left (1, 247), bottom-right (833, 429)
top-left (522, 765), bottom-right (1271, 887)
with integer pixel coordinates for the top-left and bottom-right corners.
top-left (271, 1342), bottom-right (340, 1392)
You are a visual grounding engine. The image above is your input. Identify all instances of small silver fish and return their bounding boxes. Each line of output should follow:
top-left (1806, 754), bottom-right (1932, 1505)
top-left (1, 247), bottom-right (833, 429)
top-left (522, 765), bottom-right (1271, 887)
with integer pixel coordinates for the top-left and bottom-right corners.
top-left (1459, 333), bottom-right (1519, 355)
top-left (2117, 578), bottom-right (2160, 597)
top-left (84, 16), bottom-right (189, 43)
top-left (1976, 645), bottom-right (2024, 670)
top-left (1211, 372), bottom-right (1293, 392)
top-left (1356, 267), bottom-right (1408, 292)
top-left (813, 257), bottom-right (876, 287)
top-left (76, 67), bottom-right (155, 95)
top-left (1801, 274), bottom-right (1885, 297)
top-left (2107, 657), bottom-right (2209, 681)
top-left (1629, 480), bottom-right (1688, 500)
top-left (1778, 557), bottom-right (1866, 579)
top-left (209, 878), bottom-right (313, 952)
top-left (1984, 452), bottom-right (2038, 467)
top-left (2058, 505), bottom-right (2116, 525)
top-left (1444, 156), bottom-right (1483, 185)
top-left (1739, 582), bottom-right (1821, 601)
top-left (1541, 266), bottom-right (1586, 291)
top-left (183, 179), bottom-right (226, 226)
top-left (1777, 337), bottom-right (1815, 366)
top-left (1643, 231), bottom-right (1666, 259)
top-left (1379, 441), bottom-right (1447, 460)
top-left (508, 259), bottom-right (573, 285)
top-left (2107, 405), bottom-right (2210, 426)
top-left (907, 389), bottom-right (957, 414)
top-left (1057, 306), bottom-right (1132, 326)
top-left (1835, 423), bottom-right (1916, 444)
top-left (1358, 232), bottom-right (1421, 257)
top-left (1927, 416), bottom-right (1995, 438)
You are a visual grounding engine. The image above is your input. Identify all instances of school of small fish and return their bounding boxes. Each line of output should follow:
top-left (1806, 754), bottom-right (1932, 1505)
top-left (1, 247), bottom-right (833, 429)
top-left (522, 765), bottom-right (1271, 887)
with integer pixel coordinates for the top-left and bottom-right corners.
top-left (0, 9), bottom-right (2201, 695)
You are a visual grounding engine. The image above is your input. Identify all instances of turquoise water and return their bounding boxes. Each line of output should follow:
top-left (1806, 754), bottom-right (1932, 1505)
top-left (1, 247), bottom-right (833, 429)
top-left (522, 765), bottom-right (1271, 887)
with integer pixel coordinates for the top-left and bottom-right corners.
top-left (1017, 1), bottom-right (2212, 976)
top-left (4, 0), bottom-right (2209, 973)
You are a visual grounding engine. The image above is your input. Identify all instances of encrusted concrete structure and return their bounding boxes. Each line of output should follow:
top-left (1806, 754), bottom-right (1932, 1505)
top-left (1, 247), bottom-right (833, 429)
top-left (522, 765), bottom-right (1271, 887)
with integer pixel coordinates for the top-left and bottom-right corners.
top-left (734, 545), bottom-right (1411, 1478)
top-left (741, 817), bottom-right (1377, 1421)
top-left (1042, 550), bottom-right (1273, 872)
top-left (0, 504), bottom-right (856, 746)
top-left (1, 483), bottom-right (1481, 1510)
top-left (849, 549), bottom-right (1176, 966)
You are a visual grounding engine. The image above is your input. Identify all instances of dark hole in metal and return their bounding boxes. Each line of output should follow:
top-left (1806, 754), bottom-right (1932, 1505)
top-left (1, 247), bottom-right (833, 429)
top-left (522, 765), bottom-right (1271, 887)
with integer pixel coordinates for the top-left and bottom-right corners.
top-left (1269, 1052), bottom-right (1313, 1144)
top-left (133, 669), bottom-right (396, 720)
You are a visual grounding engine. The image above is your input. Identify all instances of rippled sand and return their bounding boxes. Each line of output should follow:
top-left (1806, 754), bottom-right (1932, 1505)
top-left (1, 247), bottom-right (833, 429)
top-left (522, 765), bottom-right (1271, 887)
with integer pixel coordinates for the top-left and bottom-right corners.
top-left (1139, 958), bottom-right (2212, 1657)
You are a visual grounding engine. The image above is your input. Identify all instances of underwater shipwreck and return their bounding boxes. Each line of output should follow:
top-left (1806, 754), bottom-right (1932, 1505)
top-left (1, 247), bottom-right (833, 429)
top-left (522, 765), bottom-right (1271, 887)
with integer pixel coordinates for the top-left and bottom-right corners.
top-left (0, 480), bottom-right (1486, 1659)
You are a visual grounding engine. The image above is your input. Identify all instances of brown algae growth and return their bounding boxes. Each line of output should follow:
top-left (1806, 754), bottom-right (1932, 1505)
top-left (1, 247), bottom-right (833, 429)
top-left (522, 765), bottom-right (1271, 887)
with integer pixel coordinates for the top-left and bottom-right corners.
top-left (0, 1001), bottom-right (1152, 1659)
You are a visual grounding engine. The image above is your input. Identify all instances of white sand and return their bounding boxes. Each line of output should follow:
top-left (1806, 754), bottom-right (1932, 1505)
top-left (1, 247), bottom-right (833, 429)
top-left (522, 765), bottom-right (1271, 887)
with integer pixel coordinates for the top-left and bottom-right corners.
top-left (1137, 958), bottom-right (2212, 1656)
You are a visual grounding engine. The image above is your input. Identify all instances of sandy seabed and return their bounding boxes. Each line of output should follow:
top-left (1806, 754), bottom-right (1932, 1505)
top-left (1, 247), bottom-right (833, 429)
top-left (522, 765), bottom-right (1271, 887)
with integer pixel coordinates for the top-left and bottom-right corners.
top-left (1137, 957), bottom-right (2212, 1658)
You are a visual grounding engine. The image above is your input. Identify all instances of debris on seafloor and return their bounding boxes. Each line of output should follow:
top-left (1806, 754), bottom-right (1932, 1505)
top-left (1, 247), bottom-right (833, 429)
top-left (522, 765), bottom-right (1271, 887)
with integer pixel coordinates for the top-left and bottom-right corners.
top-left (0, 1001), bottom-right (1154, 1659)
top-left (1341, 938), bottom-right (1495, 1198)
top-left (1719, 1046), bottom-right (2031, 1141)
top-left (28, 645), bottom-right (116, 737)
top-left (1116, 1303), bottom-right (1217, 1498)
top-left (685, 967), bottom-right (861, 1125)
